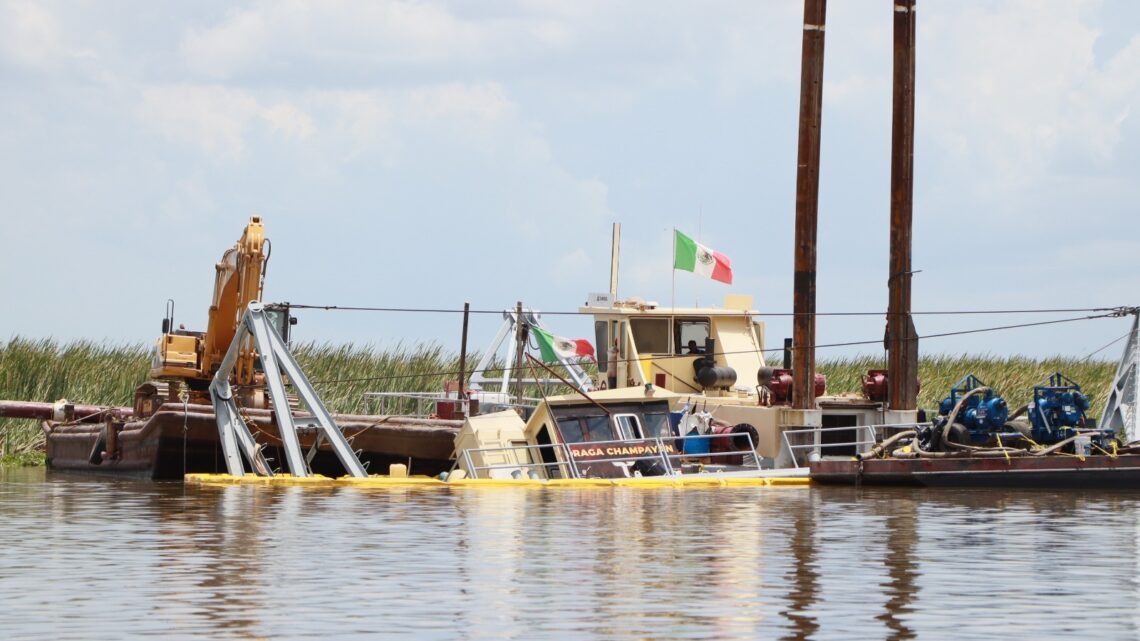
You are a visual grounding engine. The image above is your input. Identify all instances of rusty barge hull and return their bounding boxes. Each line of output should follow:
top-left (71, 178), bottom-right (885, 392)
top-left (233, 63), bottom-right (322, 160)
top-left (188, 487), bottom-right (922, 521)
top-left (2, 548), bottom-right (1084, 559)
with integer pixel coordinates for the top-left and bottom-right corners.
top-left (45, 403), bottom-right (461, 480)
top-left (810, 455), bottom-right (1140, 488)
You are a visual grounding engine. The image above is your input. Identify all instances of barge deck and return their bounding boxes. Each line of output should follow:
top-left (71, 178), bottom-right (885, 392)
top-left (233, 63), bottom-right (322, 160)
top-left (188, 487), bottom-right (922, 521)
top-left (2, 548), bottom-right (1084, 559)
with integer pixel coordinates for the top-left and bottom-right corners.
top-left (810, 454), bottom-right (1140, 488)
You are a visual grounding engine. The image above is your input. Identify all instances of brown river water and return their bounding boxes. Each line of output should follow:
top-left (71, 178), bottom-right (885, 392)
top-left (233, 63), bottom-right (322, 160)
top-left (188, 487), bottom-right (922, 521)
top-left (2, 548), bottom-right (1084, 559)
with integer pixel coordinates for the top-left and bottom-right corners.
top-left (2, 465), bottom-right (1139, 640)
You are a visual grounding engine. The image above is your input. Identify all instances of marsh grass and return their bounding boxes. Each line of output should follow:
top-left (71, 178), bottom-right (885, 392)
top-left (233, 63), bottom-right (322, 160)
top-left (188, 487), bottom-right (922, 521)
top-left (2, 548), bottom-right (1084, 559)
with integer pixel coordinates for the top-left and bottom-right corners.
top-left (0, 338), bottom-right (150, 457)
top-left (0, 335), bottom-right (1120, 464)
top-left (813, 353), bottom-right (1117, 413)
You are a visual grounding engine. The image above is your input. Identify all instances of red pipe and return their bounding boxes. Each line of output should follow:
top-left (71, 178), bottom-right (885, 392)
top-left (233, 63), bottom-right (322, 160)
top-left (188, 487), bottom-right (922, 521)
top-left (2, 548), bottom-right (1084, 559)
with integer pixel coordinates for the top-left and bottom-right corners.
top-left (0, 400), bottom-right (133, 422)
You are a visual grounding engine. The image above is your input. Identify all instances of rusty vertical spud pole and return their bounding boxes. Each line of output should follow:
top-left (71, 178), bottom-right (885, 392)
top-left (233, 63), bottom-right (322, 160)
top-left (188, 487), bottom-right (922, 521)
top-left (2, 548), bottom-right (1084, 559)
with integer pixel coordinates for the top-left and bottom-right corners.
top-left (792, 0), bottom-right (827, 410)
top-left (457, 301), bottom-right (470, 403)
top-left (888, 0), bottom-right (919, 411)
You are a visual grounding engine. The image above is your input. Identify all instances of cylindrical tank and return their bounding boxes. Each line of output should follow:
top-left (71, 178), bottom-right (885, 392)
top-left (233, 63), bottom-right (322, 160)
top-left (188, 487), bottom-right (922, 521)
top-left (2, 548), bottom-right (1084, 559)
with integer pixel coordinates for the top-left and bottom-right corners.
top-left (863, 369), bottom-right (889, 401)
top-left (863, 369), bottom-right (920, 402)
top-left (696, 366), bottom-right (737, 389)
top-left (764, 369), bottom-right (826, 404)
top-left (707, 422), bottom-right (759, 465)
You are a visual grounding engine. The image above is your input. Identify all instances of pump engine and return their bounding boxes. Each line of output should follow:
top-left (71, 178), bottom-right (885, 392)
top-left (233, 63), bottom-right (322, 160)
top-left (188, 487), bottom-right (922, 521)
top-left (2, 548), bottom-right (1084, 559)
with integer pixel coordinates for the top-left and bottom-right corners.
top-left (1027, 372), bottom-right (1090, 443)
top-left (939, 374), bottom-right (1008, 436)
top-left (919, 372), bottom-right (1116, 454)
top-left (918, 374), bottom-right (1010, 450)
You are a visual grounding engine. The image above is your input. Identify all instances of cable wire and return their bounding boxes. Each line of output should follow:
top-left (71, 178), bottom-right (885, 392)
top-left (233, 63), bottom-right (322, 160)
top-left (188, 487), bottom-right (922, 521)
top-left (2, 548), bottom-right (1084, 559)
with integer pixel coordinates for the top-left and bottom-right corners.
top-left (289, 310), bottom-right (1122, 388)
top-left (283, 302), bottom-right (1128, 318)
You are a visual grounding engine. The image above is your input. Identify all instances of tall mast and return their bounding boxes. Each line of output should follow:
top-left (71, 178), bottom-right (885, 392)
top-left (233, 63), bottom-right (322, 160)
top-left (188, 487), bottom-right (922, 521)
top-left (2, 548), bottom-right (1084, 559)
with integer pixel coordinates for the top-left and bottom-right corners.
top-left (609, 223), bottom-right (621, 301)
top-left (887, 0), bottom-right (919, 411)
top-left (792, 0), bottom-right (827, 410)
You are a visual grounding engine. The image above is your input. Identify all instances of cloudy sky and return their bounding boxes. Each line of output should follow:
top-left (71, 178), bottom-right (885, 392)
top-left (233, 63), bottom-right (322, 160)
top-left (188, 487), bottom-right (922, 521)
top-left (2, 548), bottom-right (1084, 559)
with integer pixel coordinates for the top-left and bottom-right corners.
top-left (2, 0), bottom-right (1138, 362)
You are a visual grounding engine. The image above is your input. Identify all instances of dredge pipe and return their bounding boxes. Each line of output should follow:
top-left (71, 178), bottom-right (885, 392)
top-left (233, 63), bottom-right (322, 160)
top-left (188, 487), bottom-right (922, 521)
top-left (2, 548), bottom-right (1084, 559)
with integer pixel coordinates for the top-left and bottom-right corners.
top-left (857, 429), bottom-right (916, 460)
top-left (0, 400), bottom-right (132, 423)
top-left (898, 447), bottom-right (1027, 459)
top-left (1007, 404), bottom-right (1030, 422)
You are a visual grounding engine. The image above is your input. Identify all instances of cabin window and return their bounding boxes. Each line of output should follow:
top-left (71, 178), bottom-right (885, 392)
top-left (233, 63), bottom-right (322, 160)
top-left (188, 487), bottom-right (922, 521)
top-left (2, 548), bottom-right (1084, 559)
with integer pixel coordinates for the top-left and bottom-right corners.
top-left (642, 412), bottom-right (673, 438)
top-left (612, 414), bottom-right (644, 440)
top-left (630, 318), bottom-right (670, 355)
top-left (675, 319), bottom-right (710, 354)
top-left (557, 418), bottom-right (585, 443)
top-left (594, 321), bottom-right (608, 373)
top-left (585, 416), bottom-right (614, 442)
top-left (557, 415), bottom-right (619, 443)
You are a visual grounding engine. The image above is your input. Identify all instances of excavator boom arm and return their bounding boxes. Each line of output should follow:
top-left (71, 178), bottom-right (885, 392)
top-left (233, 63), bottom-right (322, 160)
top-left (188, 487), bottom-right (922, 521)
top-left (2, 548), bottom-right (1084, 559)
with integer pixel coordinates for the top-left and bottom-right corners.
top-left (201, 216), bottom-right (267, 383)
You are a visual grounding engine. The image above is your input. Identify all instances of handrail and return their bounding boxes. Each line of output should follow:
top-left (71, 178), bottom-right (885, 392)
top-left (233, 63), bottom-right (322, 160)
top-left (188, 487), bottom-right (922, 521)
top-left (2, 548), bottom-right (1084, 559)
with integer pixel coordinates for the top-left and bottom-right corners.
top-left (460, 441), bottom-right (578, 479)
top-left (362, 391), bottom-right (541, 417)
top-left (781, 422), bottom-right (931, 468)
top-left (459, 432), bottom-right (763, 479)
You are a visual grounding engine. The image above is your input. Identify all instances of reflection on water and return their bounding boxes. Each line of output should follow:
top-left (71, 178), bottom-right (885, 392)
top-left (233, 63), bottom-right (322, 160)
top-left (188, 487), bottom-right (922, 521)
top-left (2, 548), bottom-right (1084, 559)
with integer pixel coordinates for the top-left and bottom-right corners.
top-left (1, 465), bottom-right (1139, 640)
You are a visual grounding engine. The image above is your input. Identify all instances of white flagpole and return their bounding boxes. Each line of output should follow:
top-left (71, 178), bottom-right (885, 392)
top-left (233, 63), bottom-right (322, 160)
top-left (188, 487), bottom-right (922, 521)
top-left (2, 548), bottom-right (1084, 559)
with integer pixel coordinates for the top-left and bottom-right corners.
top-left (671, 227), bottom-right (677, 314)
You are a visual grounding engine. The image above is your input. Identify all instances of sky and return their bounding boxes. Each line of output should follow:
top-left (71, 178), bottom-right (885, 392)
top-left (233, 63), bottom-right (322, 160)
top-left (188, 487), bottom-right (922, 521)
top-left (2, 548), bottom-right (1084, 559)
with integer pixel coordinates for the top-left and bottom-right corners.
top-left (1, 0), bottom-right (1138, 364)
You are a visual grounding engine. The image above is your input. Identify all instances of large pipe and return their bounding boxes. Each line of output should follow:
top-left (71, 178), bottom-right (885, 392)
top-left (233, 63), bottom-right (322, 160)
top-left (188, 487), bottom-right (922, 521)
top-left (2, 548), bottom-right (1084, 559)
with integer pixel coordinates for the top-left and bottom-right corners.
top-left (792, 0), bottom-right (827, 410)
top-left (0, 400), bottom-right (132, 423)
top-left (887, 0), bottom-right (919, 411)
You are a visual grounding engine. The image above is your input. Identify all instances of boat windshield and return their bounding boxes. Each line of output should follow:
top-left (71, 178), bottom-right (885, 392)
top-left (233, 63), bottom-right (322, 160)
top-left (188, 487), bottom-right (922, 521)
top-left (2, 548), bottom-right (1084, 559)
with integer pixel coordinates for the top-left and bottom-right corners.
top-left (642, 412), bottom-right (673, 438)
top-left (556, 415), bottom-right (615, 443)
top-left (550, 401), bottom-right (673, 444)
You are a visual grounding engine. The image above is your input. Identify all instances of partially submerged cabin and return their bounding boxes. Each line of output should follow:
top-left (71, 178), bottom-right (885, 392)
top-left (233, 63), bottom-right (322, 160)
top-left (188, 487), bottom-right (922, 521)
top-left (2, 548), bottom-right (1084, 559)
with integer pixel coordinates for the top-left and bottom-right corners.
top-left (453, 387), bottom-right (775, 480)
top-left (455, 387), bottom-right (678, 479)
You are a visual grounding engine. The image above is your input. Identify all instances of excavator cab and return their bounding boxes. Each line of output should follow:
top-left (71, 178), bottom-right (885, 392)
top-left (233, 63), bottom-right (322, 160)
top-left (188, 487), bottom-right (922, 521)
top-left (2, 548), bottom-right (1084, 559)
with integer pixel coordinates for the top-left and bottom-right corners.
top-left (151, 299), bottom-right (204, 381)
top-left (263, 303), bottom-right (297, 345)
top-left (144, 216), bottom-right (272, 404)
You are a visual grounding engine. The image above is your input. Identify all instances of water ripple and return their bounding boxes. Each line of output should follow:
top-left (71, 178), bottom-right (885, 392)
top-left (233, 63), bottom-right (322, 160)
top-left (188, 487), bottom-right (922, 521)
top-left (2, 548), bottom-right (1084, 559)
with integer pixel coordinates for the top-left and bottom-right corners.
top-left (2, 467), bottom-right (1139, 640)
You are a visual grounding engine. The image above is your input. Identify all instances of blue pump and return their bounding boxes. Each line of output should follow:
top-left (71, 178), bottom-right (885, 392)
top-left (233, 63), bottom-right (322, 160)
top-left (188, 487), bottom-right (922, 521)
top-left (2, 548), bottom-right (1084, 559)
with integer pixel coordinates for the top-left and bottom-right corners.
top-left (936, 374), bottom-right (1009, 443)
top-left (1027, 372), bottom-right (1090, 443)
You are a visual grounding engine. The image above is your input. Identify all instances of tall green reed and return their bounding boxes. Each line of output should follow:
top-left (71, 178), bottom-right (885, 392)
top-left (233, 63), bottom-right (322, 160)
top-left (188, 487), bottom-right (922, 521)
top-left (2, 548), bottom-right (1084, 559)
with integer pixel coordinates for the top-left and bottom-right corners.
top-left (0, 334), bottom-right (1121, 461)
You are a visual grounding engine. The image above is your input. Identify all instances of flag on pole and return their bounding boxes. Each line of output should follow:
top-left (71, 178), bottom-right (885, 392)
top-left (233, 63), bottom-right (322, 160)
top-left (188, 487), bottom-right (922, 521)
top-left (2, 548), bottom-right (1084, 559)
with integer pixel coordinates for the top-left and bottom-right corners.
top-left (674, 229), bottom-right (733, 284)
top-left (532, 327), bottom-right (595, 364)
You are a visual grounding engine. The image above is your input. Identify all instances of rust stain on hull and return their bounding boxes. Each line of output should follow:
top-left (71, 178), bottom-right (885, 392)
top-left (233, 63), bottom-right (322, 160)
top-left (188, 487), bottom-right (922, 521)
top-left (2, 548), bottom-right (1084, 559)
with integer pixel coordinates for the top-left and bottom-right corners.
top-left (45, 403), bottom-right (460, 480)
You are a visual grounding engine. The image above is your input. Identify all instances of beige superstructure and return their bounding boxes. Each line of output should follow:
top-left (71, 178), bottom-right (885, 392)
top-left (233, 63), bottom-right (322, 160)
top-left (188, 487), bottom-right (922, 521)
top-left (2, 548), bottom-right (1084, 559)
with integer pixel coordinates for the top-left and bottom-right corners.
top-left (581, 294), bottom-right (919, 467)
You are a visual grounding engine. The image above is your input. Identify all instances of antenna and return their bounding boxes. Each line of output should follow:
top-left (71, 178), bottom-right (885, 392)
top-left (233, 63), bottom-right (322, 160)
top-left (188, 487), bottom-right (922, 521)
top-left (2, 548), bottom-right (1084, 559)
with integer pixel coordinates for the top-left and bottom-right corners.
top-left (609, 223), bottom-right (621, 300)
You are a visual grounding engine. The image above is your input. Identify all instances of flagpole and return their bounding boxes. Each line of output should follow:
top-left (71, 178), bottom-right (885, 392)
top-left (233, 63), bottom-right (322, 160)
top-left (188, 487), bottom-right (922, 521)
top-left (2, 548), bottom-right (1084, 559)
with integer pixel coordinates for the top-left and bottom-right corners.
top-left (671, 227), bottom-right (677, 314)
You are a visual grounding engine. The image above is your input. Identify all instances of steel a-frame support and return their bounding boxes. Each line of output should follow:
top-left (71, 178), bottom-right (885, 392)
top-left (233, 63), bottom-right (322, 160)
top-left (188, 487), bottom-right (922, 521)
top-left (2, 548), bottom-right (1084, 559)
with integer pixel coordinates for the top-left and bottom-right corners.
top-left (467, 308), bottom-right (593, 394)
top-left (1101, 311), bottom-right (1139, 443)
top-left (209, 301), bottom-right (367, 478)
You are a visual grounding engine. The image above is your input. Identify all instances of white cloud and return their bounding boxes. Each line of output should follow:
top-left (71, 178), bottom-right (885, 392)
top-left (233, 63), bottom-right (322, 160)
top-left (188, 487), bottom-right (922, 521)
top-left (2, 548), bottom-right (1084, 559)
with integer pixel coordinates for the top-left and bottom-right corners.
top-left (137, 87), bottom-right (329, 161)
top-left (138, 85), bottom-right (263, 160)
top-left (178, 1), bottom-right (507, 77)
top-left (263, 102), bottom-right (316, 141)
top-left (921, 2), bottom-right (1138, 196)
top-left (553, 248), bottom-right (592, 285)
top-left (3, 0), bottom-right (1137, 356)
top-left (0, 0), bottom-right (65, 68)
top-left (179, 7), bottom-right (269, 78)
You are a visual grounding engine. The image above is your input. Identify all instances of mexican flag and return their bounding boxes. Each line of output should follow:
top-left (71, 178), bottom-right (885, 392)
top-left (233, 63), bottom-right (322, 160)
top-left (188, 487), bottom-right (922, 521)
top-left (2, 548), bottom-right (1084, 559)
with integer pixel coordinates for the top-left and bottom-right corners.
top-left (674, 229), bottom-right (733, 284)
top-left (532, 327), bottom-right (595, 363)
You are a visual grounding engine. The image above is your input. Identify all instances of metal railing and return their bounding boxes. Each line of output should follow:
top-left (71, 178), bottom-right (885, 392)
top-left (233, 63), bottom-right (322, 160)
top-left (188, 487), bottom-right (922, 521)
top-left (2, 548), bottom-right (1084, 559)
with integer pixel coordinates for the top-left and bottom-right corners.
top-left (781, 422), bottom-right (930, 468)
top-left (362, 391), bottom-right (541, 417)
top-left (460, 442), bottom-right (578, 480)
top-left (459, 432), bottom-right (764, 480)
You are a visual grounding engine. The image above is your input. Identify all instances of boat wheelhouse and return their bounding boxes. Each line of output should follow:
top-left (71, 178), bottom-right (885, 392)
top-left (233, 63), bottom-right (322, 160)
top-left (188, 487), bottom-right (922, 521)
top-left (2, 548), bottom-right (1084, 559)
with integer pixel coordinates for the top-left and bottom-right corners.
top-left (452, 386), bottom-right (787, 480)
top-left (580, 293), bottom-right (921, 467)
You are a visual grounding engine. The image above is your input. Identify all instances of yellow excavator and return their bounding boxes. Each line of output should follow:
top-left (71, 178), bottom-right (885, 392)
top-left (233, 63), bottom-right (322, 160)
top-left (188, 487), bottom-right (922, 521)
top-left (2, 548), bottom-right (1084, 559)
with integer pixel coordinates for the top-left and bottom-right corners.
top-left (139, 216), bottom-right (294, 414)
